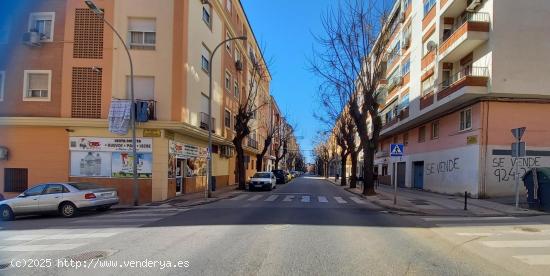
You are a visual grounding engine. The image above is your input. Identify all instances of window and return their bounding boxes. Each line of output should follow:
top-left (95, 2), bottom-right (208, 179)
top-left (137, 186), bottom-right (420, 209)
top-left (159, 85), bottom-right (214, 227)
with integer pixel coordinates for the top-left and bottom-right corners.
top-left (460, 108), bottom-right (472, 131)
top-left (226, 0), bottom-right (232, 13)
top-left (398, 93), bottom-right (409, 111)
top-left (0, 71), bottom-right (4, 101)
top-left (28, 12), bottom-right (55, 42)
top-left (421, 74), bottom-right (435, 96)
top-left (431, 121), bottom-right (439, 139)
top-left (23, 70), bottom-right (51, 101)
top-left (402, 59), bottom-right (410, 76)
top-left (387, 43), bottom-right (401, 66)
top-left (201, 44), bottom-right (211, 73)
top-left (202, 5), bottom-right (212, 27)
top-left (24, 185), bottom-right (46, 196)
top-left (424, 0), bottom-right (436, 16)
top-left (224, 109), bottom-right (231, 128)
top-left (234, 49), bottom-right (241, 63)
top-left (4, 168), bottom-right (28, 193)
top-left (226, 31), bottom-right (232, 53)
top-left (44, 184), bottom-right (64, 194)
top-left (128, 18), bottom-right (156, 50)
top-left (403, 132), bottom-right (409, 146)
top-left (127, 76), bottom-right (154, 100)
top-left (225, 71), bottom-right (231, 91)
top-left (234, 81), bottom-right (239, 98)
top-left (418, 125), bottom-right (426, 142)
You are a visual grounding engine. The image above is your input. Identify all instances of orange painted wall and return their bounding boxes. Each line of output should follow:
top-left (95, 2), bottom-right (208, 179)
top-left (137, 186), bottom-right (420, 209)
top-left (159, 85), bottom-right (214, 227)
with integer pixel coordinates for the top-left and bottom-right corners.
top-left (0, 127), bottom-right (69, 198)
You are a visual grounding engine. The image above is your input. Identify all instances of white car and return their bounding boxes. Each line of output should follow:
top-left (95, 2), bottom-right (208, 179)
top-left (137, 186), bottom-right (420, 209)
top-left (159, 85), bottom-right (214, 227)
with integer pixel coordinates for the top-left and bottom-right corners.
top-left (249, 172), bottom-right (277, 191)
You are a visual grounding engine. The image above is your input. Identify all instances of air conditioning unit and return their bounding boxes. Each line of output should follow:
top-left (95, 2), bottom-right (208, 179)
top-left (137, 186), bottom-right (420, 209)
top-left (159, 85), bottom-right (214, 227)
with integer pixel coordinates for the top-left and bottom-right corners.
top-left (235, 60), bottom-right (243, 71)
top-left (466, 0), bottom-right (481, 11)
top-left (22, 31), bottom-right (41, 47)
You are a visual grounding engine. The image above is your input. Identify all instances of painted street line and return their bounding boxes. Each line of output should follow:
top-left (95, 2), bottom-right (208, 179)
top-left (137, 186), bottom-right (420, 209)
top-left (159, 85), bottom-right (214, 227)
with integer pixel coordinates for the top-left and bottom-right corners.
top-left (70, 218), bottom-right (160, 224)
top-left (0, 243), bottom-right (87, 252)
top-left (265, 195), bottom-right (279, 202)
top-left (283, 195), bottom-right (295, 202)
top-left (421, 217), bottom-right (518, 222)
top-left (349, 197), bottom-right (366, 204)
top-left (455, 233), bottom-right (500, 237)
top-left (318, 196), bottom-right (328, 203)
top-left (248, 195), bottom-right (263, 201)
top-left (513, 255), bottom-right (550, 265)
top-left (334, 197), bottom-right (347, 204)
top-left (301, 196), bottom-right (311, 203)
top-left (5, 232), bottom-right (119, 241)
top-left (231, 194), bottom-right (249, 201)
top-left (481, 240), bottom-right (550, 248)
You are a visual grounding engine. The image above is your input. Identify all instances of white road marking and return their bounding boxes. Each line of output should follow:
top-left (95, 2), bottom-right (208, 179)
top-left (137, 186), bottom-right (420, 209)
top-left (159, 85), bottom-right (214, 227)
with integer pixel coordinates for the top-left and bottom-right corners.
top-left (265, 195), bottom-right (279, 202)
top-left (481, 240), bottom-right (550, 248)
top-left (513, 255), bottom-right (550, 265)
top-left (248, 195), bottom-right (263, 201)
top-left (421, 217), bottom-right (518, 222)
top-left (5, 232), bottom-right (119, 241)
top-left (456, 233), bottom-right (500, 237)
top-left (101, 212), bottom-right (176, 218)
top-left (318, 196), bottom-right (328, 203)
top-left (349, 197), bottom-right (366, 204)
top-left (0, 243), bottom-right (87, 252)
top-left (301, 196), bottom-right (310, 203)
top-left (334, 197), bottom-right (347, 204)
top-left (70, 218), bottom-right (160, 224)
top-left (283, 195), bottom-right (294, 202)
top-left (231, 194), bottom-right (249, 201)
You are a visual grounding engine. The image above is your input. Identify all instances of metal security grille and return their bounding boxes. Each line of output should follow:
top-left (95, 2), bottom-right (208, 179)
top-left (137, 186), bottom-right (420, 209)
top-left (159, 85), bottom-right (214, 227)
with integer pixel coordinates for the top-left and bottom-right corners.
top-left (73, 8), bottom-right (104, 59)
top-left (4, 168), bottom-right (28, 193)
top-left (71, 67), bottom-right (102, 118)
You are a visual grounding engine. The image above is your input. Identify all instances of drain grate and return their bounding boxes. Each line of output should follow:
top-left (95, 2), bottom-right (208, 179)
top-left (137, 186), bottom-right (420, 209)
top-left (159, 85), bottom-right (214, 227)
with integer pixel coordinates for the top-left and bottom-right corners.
top-left (66, 250), bottom-right (117, 262)
top-left (515, 227), bottom-right (541, 233)
top-left (0, 263), bottom-right (11, 270)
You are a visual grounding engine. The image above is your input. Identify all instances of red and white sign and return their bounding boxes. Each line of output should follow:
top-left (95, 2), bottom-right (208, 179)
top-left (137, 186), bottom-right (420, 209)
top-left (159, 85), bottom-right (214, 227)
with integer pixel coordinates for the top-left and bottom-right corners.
top-left (69, 137), bottom-right (153, 153)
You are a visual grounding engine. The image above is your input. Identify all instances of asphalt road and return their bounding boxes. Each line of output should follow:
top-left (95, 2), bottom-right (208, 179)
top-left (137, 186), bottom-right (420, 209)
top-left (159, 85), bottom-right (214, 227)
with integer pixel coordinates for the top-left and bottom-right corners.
top-left (1, 176), bottom-right (548, 275)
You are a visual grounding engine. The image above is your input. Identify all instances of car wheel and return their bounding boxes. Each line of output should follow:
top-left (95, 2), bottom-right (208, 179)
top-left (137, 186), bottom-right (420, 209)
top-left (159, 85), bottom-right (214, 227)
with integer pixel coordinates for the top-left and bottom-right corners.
top-left (59, 202), bottom-right (77, 218)
top-left (0, 205), bottom-right (14, 221)
top-left (97, 206), bottom-right (111, 212)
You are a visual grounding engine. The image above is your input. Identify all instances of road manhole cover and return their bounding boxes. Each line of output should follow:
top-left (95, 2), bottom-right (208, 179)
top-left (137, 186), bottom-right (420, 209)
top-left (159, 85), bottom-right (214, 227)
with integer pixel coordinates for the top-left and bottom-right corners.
top-left (264, 224), bottom-right (291, 231)
top-left (0, 263), bottom-right (11, 270)
top-left (66, 250), bottom-right (118, 262)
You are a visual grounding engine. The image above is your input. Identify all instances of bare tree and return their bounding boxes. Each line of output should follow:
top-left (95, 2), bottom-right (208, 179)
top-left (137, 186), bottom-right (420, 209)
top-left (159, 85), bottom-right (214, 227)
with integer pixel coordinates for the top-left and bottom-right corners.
top-left (273, 122), bottom-right (294, 170)
top-left (255, 99), bottom-right (283, 172)
top-left (311, 0), bottom-right (392, 195)
top-left (234, 58), bottom-right (270, 190)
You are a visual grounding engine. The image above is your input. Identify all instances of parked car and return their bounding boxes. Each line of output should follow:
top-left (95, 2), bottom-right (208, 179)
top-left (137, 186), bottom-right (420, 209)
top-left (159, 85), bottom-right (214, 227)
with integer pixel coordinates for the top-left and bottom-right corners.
top-left (0, 182), bottom-right (119, 221)
top-left (272, 170), bottom-right (287, 184)
top-left (249, 172), bottom-right (277, 191)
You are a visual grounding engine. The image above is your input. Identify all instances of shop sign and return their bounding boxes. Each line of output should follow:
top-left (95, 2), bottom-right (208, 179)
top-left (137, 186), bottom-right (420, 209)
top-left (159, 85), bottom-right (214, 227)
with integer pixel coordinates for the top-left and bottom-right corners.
top-left (466, 135), bottom-right (478, 145)
top-left (169, 141), bottom-right (207, 159)
top-left (70, 137), bottom-right (153, 153)
top-left (143, 129), bottom-right (162, 137)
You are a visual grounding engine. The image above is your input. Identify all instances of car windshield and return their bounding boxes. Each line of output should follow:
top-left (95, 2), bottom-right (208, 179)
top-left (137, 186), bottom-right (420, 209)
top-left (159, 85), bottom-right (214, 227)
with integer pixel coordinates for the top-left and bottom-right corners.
top-left (253, 173), bottom-right (271, 178)
top-left (68, 182), bottom-right (104, 190)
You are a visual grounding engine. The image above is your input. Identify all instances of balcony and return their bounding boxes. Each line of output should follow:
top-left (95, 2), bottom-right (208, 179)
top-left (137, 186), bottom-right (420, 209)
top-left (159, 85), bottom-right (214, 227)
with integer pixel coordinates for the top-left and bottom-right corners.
top-left (247, 137), bottom-right (258, 149)
top-left (135, 100), bottom-right (156, 122)
top-left (420, 92), bottom-right (435, 110)
top-left (439, 12), bottom-right (490, 62)
top-left (421, 50), bottom-right (435, 71)
top-left (437, 67), bottom-right (489, 100)
top-left (381, 117), bottom-right (399, 131)
top-left (399, 107), bottom-right (409, 120)
top-left (200, 112), bottom-right (215, 133)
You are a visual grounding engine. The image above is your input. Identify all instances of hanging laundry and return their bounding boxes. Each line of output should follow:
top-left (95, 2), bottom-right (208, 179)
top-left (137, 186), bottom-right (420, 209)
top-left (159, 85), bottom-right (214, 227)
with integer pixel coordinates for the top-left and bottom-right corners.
top-left (135, 100), bottom-right (150, 123)
top-left (108, 99), bottom-right (132, 135)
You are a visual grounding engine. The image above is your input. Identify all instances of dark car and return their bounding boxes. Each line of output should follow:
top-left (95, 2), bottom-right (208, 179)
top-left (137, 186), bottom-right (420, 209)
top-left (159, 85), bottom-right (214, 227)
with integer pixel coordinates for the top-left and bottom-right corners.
top-left (272, 170), bottom-right (287, 184)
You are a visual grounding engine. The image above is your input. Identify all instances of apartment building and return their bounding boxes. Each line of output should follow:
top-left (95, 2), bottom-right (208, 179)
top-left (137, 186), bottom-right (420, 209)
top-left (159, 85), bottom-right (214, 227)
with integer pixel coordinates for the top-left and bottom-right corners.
top-left (0, 0), bottom-right (276, 204)
top-left (371, 0), bottom-right (550, 198)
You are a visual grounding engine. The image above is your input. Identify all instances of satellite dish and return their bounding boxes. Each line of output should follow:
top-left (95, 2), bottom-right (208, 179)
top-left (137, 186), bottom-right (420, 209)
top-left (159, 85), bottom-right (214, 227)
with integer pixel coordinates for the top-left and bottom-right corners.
top-left (427, 41), bottom-right (438, 52)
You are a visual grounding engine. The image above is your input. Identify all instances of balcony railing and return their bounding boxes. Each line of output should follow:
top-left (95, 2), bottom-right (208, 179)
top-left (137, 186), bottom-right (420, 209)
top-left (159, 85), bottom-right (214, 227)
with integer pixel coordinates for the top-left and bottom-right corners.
top-left (440, 12), bottom-right (490, 54)
top-left (135, 100), bottom-right (156, 122)
top-left (437, 67), bottom-right (489, 100)
top-left (247, 137), bottom-right (258, 149)
top-left (200, 112), bottom-right (215, 133)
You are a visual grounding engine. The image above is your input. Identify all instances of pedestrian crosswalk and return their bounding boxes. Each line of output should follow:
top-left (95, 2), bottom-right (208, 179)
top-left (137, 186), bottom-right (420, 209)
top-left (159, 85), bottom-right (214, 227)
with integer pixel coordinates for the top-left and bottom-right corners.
top-left (0, 208), bottom-right (184, 255)
top-left (421, 216), bottom-right (550, 266)
top-left (227, 193), bottom-right (370, 205)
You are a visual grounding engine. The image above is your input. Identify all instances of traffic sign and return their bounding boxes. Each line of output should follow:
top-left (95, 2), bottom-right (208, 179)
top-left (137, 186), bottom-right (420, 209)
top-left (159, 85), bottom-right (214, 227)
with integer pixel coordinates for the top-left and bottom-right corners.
top-left (511, 127), bottom-right (526, 140)
top-left (390, 144), bottom-right (404, 157)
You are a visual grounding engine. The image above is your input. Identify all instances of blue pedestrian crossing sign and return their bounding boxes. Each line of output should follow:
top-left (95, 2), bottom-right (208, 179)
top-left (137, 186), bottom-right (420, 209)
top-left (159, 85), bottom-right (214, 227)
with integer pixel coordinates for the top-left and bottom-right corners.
top-left (390, 144), bottom-right (404, 157)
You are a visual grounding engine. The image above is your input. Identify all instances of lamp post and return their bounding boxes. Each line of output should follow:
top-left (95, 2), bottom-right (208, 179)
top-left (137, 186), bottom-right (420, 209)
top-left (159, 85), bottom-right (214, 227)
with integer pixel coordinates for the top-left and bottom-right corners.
top-left (85, 0), bottom-right (139, 206)
top-left (206, 36), bottom-right (247, 199)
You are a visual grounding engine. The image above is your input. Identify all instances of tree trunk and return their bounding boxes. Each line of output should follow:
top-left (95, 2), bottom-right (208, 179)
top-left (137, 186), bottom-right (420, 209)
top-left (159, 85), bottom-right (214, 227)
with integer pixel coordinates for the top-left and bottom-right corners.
top-left (340, 152), bottom-right (348, 186)
top-left (256, 154), bottom-right (263, 172)
top-left (234, 137), bottom-right (247, 190)
top-left (350, 150), bottom-right (358, 189)
top-left (362, 142), bottom-right (376, 196)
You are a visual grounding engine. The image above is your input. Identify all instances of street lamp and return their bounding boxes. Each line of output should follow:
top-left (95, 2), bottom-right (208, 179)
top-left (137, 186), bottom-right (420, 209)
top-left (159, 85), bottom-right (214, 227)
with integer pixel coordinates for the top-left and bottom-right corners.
top-left (206, 35), bottom-right (247, 199)
top-left (85, 0), bottom-right (139, 206)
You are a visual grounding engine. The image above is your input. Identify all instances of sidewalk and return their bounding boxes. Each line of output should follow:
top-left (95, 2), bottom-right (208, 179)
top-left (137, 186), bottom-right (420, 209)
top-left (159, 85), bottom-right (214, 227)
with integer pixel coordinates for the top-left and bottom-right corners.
top-left (325, 178), bottom-right (545, 217)
top-left (114, 184), bottom-right (242, 210)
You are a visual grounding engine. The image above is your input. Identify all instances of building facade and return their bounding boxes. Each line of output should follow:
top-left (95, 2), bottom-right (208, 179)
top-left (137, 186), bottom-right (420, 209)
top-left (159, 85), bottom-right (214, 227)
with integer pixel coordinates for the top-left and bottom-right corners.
top-left (0, 0), bottom-right (284, 204)
top-left (371, 0), bottom-right (550, 198)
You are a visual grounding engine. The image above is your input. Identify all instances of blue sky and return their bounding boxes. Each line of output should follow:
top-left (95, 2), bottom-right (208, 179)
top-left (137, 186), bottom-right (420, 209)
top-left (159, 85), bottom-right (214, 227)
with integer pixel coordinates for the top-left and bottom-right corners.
top-left (241, 0), bottom-right (336, 162)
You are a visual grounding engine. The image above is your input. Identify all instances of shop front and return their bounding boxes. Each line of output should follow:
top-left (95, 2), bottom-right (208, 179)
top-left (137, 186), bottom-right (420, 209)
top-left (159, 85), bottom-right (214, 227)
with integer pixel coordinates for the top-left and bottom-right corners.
top-left (168, 140), bottom-right (208, 195)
